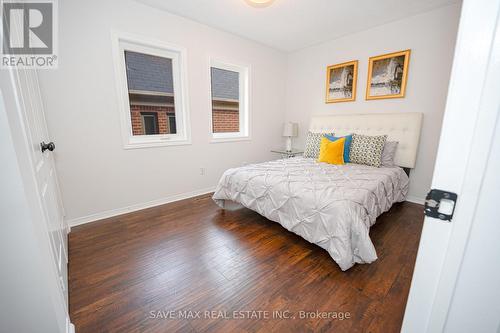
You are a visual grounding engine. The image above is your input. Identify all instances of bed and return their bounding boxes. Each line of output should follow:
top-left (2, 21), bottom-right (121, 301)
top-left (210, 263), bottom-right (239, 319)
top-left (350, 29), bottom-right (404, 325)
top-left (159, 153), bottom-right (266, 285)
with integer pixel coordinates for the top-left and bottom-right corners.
top-left (213, 113), bottom-right (423, 270)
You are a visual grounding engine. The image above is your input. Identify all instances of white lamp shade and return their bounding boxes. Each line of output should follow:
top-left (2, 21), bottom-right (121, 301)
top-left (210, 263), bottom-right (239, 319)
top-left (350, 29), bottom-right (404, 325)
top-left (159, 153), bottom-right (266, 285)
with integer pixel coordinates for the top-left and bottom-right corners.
top-left (282, 122), bottom-right (298, 137)
top-left (245, 0), bottom-right (275, 8)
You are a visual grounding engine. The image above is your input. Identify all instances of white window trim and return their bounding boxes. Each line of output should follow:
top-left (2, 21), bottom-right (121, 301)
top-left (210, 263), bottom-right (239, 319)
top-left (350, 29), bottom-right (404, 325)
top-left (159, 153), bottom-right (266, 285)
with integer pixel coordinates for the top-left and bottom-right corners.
top-left (208, 58), bottom-right (251, 143)
top-left (111, 31), bottom-right (191, 149)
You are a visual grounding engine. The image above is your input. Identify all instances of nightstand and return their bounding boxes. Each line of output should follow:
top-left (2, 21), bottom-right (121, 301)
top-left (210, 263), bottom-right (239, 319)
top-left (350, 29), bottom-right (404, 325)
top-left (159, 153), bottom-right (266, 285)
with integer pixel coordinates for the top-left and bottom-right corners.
top-left (271, 149), bottom-right (303, 158)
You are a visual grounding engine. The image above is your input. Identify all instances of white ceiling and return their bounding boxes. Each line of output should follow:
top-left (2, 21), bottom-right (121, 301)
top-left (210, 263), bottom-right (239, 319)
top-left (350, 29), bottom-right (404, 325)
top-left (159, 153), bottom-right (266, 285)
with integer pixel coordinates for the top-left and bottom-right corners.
top-left (137, 0), bottom-right (459, 52)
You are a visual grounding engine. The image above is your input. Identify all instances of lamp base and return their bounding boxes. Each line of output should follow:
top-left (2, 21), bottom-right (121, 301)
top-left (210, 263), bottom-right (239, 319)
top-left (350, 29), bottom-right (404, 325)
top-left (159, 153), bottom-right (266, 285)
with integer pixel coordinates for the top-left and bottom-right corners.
top-left (285, 137), bottom-right (292, 152)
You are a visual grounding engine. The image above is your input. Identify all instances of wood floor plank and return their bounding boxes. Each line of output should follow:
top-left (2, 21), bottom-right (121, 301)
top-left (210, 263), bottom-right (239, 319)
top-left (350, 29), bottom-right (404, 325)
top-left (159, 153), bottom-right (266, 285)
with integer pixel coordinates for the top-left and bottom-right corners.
top-left (69, 194), bottom-right (423, 333)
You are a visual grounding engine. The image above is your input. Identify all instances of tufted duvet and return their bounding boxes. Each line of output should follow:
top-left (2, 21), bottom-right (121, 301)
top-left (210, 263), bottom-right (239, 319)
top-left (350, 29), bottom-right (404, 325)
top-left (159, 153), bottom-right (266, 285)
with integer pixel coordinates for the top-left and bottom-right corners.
top-left (212, 157), bottom-right (409, 271)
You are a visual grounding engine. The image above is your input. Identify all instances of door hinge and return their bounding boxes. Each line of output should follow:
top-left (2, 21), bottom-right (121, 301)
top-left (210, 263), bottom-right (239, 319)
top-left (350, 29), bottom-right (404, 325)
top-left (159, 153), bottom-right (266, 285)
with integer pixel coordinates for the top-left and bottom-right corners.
top-left (424, 189), bottom-right (458, 222)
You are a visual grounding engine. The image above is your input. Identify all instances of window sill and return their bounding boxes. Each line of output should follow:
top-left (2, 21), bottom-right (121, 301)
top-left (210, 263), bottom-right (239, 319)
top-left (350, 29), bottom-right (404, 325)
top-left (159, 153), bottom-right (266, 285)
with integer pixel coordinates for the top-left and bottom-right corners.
top-left (210, 136), bottom-right (251, 144)
top-left (123, 138), bottom-right (192, 149)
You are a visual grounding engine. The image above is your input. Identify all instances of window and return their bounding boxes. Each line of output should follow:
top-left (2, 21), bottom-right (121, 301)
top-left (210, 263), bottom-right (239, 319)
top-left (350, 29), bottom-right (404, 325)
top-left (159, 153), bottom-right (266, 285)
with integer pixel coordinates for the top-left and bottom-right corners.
top-left (168, 115), bottom-right (177, 134)
top-left (209, 59), bottom-right (249, 141)
top-left (113, 33), bottom-right (190, 148)
top-left (126, 51), bottom-right (176, 136)
top-left (140, 112), bottom-right (159, 135)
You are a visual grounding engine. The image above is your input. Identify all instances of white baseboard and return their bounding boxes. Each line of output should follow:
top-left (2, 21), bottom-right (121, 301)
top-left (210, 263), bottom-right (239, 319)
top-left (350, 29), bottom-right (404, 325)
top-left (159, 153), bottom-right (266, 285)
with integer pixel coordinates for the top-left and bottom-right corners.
top-left (406, 195), bottom-right (425, 205)
top-left (66, 186), bottom-right (216, 227)
top-left (66, 317), bottom-right (75, 333)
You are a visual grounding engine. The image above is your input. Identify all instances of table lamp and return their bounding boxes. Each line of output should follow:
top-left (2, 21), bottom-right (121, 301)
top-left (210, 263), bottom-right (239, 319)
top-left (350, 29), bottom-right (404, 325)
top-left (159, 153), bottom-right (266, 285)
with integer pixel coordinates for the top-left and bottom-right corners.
top-left (282, 122), bottom-right (298, 152)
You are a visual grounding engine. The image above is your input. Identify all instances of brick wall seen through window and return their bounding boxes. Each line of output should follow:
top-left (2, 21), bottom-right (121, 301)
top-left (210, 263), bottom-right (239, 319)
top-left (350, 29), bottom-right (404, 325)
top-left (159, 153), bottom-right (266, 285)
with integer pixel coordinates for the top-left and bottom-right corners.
top-left (210, 67), bottom-right (240, 133)
top-left (125, 51), bottom-right (177, 136)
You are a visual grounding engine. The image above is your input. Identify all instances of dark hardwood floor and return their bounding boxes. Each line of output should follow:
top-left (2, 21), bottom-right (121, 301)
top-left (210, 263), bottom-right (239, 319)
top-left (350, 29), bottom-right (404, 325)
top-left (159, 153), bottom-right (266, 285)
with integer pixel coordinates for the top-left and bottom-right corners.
top-left (69, 194), bottom-right (424, 333)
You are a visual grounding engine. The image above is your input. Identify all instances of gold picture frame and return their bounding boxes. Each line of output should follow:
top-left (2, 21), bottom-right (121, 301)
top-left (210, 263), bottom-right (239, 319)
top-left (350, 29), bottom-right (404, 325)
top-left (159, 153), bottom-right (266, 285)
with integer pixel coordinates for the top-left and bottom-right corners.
top-left (325, 60), bottom-right (358, 103)
top-left (366, 49), bottom-right (410, 100)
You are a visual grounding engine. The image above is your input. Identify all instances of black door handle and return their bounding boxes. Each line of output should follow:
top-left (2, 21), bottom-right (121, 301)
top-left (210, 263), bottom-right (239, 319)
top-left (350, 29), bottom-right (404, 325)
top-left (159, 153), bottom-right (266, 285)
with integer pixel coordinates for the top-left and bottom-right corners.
top-left (41, 141), bottom-right (55, 153)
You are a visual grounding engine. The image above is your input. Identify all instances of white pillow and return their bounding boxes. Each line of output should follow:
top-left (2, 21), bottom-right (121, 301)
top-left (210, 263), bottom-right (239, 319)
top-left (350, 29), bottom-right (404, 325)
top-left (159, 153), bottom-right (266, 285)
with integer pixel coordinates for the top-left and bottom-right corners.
top-left (381, 141), bottom-right (399, 167)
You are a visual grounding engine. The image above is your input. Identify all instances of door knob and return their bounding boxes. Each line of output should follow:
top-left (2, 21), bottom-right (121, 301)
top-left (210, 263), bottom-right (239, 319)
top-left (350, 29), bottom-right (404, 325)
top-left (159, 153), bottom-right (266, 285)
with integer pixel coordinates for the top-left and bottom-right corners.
top-left (41, 141), bottom-right (55, 153)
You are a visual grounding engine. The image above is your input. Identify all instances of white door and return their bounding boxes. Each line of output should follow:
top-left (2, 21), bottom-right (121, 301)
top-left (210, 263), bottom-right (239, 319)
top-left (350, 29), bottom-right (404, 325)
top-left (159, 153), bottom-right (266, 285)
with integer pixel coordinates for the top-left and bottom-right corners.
top-left (1, 67), bottom-right (71, 331)
top-left (10, 67), bottom-right (69, 306)
top-left (402, 0), bottom-right (500, 332)
top-left (1, 1), bottom-right (69, 308)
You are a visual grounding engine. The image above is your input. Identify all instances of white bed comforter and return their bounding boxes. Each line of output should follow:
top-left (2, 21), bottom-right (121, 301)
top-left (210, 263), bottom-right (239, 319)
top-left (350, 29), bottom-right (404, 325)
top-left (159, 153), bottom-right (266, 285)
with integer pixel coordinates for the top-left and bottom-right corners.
top-left (212, 157), bottom-right (409, 270)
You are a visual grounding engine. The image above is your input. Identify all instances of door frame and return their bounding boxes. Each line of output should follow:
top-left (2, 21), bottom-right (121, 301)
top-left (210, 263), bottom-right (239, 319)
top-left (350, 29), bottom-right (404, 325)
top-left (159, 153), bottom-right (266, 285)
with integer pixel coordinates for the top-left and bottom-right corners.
top-left (402, 0), bottom-right (500, 331)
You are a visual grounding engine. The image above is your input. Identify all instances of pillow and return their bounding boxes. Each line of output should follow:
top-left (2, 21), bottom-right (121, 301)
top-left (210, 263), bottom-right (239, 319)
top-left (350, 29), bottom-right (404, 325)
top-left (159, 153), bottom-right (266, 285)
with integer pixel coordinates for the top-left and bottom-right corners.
top-left (304, 131), bottom-right (334, 158)
top-left (317, 137), bottom-right (345, 165)
top-left (349, 134), bottom-right (387, 167)
top-left (324, 134), bottom-right (353, 163)
top-left (381, 141), bottom-right (399, 167)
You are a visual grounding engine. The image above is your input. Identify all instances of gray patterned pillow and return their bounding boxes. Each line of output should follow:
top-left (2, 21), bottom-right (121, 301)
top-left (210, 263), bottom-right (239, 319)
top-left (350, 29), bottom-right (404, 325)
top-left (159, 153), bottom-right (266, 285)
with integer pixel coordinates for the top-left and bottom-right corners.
top-left (349, 134), bottom-right (387, 167)
top-left (303, 131), bottom-right (333, 158)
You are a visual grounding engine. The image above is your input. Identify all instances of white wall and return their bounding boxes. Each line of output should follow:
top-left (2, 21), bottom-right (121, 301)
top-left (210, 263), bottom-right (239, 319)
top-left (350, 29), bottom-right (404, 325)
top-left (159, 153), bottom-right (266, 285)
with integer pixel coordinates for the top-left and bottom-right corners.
top-left (38, 0), bottom-right (287, 224)
top-left (285, 4), bottom-right (461, 202)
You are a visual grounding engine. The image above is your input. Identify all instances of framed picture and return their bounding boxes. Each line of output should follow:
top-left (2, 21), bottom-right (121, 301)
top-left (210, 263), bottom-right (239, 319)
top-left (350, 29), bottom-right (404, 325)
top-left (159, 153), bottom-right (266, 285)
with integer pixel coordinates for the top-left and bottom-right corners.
top-left (325, 60), bottom-right (358, 103)
top-left (366, 49), bottom-right (410, 100)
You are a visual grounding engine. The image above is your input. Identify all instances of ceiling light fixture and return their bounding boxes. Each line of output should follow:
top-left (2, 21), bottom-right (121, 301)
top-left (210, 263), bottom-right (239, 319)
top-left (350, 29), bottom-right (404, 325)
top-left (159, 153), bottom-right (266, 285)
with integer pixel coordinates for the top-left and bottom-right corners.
top-left (244, 0), bottom-right (275, 8)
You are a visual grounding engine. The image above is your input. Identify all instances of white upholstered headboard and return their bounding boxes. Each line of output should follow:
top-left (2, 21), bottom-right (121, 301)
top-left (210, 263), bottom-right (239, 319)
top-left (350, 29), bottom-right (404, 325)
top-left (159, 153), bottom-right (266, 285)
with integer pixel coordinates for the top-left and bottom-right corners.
top-left (309, 113), bottom-right (423, 168)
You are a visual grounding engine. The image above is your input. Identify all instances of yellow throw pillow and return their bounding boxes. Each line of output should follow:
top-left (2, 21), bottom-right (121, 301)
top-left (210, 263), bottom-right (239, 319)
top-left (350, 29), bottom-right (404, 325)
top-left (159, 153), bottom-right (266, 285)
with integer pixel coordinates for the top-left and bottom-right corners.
top-left (317, 137), bottom-right (345, 165)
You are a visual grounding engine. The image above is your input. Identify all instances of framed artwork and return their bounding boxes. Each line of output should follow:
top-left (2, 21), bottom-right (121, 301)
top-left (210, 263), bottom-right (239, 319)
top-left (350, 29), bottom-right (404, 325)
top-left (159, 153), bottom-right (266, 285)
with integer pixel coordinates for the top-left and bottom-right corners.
top-left (366, 49), bottom-right (410, 100)
top-left (325, 60), bottom-right (358, 103)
